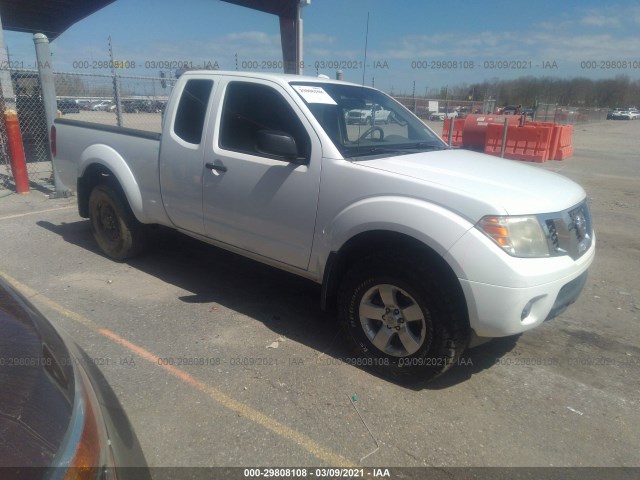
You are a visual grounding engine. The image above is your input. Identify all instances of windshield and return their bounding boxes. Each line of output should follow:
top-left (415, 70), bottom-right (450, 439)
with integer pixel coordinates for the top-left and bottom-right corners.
top-left (290, 82), bottom-right (447, 159)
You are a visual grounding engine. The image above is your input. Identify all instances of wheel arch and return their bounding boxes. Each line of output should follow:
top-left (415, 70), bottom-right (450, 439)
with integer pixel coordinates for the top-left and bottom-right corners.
top-left (320, 230), bottom-right (468, 322)
top-left (77, 145), bottom-right (146, 222)
top-left (78, 163), bottom-right (129, 219)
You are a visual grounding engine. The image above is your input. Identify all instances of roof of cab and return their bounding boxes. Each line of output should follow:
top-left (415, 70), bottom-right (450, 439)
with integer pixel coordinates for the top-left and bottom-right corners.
top-left (181, 70), bottom-right (362, 88)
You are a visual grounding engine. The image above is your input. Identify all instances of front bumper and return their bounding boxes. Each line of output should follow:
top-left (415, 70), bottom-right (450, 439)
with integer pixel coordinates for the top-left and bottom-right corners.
top-left (545, 270), bottom-right (589, 321)
top-left (446, 227), bottom-right (595, 338)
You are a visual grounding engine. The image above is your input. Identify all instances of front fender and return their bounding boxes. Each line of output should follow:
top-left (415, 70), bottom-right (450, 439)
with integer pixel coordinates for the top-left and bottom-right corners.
top-left (79, 144), bottom-right (147, 223)
top-left (318, 196), bottom-right (474, 276)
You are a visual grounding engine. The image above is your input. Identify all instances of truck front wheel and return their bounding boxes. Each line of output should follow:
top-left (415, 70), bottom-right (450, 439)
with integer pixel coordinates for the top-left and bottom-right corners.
top-left (337, 255), bottom-right (469, 381)
top-left (88, 184), bottom-right (146, 261)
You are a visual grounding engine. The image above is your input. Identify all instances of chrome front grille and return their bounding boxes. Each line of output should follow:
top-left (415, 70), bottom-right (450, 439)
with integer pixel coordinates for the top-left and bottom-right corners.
top-left (540, 200), bottom-right (593, 260)
top-left (545, 219), bottom-right (560, 249)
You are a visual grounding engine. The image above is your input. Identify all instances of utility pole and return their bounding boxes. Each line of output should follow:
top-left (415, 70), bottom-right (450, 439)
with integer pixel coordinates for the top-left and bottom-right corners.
top-left (33, 33), bottom-right (69, 197)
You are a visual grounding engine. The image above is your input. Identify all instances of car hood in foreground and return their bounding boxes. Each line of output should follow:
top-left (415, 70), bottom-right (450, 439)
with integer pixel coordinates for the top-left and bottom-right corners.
top-left (0, 278), bottom-right (150, 478)
top-left (0, 282), bottom-right (74, 468)
top-left (359, 149), bottom-right (586, 217)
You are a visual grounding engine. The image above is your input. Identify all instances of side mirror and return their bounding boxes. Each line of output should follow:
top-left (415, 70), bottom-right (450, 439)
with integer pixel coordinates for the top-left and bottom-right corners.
top-left (256, 130), bottom-right (305, 163)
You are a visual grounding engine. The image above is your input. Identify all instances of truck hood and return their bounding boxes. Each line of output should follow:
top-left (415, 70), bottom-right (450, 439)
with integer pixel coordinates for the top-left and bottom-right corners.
top-left (359, 149), bottom-right (586, 217)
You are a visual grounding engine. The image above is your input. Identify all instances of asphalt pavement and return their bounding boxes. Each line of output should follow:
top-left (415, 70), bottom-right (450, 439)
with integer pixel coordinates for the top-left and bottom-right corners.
top-left (0, 120), bottom-right (638, 471)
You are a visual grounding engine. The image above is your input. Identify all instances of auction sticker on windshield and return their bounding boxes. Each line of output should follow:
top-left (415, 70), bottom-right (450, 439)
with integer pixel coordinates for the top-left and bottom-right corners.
top-left (292, 85), bottom-right (337, 105)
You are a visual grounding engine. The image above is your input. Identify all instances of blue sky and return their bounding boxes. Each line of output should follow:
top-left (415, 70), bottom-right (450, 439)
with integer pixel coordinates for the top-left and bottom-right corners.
top-left (4, 0), bottom-right (640, 93)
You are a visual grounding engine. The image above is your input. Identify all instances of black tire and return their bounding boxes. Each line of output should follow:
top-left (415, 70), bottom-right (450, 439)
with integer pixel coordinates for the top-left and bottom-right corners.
top-left (88, 184), bottom-right (146, 261)
top-left (337, 255), bottom-right (469, 381)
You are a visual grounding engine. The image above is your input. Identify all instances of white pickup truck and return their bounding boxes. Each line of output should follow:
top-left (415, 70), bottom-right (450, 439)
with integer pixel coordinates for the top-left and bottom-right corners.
top-left (52, 71), bottom-right (595, 381)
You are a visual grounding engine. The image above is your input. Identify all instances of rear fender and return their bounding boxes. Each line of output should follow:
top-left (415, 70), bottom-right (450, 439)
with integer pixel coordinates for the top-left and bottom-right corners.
top-left (79, 144), bottom-right (147, 223)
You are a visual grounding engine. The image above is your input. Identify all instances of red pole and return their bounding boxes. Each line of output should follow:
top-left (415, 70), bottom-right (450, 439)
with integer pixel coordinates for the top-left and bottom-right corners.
top-left (3, 110), bottom-right (29, 194)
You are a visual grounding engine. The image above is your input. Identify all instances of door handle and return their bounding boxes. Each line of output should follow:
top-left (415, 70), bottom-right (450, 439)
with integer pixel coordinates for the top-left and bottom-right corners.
top-left (205, 162), bottom-right (227, 173)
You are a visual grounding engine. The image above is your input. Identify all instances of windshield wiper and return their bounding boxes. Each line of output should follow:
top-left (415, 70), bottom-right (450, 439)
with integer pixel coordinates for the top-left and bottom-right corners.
top-left (399, 142), bottom-right (449, 151)
top-left (346, 146), bottom-right (414, 157)
top-left (343, 142), bottom-right (449, 159)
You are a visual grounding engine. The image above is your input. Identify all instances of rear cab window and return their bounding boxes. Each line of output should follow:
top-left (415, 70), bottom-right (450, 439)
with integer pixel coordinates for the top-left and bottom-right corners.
top-left (174, 79), bottom-right (214, 145)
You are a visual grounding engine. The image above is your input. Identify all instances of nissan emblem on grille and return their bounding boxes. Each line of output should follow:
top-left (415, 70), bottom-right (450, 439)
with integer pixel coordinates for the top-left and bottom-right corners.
top-left (570, 207), bottom-right (591, 254)
top-left (571, 211), bottom-right (586, 241)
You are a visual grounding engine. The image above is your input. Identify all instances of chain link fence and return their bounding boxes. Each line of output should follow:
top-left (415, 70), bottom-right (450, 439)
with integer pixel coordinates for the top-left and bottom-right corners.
top-left (392, 96), bottom-right (486, 119)
top-left (0, 102), bottom-right (10, 191)
top-left (393, 96), bottom-right (609, 124)
top-left (0, 68), bottom-right (55, 191)
top-left (1, 68), bottom-right (51, 191)
top-left (0, 68), bottom-right (172, 192)
top-left (0, 59), bottom-right (13, 191)
top-left (534, 103), bottom-right (608, 124)
top-left (10, 70), bottom-right (52, 189)
top-left (54, 71), bottom-right (173, 132)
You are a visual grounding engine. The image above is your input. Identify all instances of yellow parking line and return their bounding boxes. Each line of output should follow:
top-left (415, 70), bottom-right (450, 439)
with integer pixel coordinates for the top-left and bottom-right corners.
top-left (0, 205), bottom-right (75, 221)
top-left (0, 270), bottom-right (355, 467)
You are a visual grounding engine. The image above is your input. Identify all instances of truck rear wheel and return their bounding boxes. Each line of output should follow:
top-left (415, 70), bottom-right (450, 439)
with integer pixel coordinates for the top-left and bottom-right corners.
top-left (88, 184), bottom-right (146, 261)
top-left (337, 255), bottom-right (469, 381)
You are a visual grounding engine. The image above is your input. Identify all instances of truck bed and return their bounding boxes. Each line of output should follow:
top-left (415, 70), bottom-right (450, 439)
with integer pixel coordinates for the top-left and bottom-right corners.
top-left (53, 118), bottom-right (166, 224)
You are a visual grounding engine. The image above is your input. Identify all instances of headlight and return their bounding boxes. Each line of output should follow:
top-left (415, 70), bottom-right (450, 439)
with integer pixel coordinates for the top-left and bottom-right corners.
top-left (477, 215), bottom-right (550, 258)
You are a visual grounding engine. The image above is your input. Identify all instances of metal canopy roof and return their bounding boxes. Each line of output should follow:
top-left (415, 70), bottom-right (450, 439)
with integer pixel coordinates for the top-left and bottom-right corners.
top-left (0, 0), bottom-right (298, 38)
top-left (0, 0), bottom-right (116, 39)
top-left (220, 1), bottom-right (302, 73)
top-left (221, 0), bottom-right (297, 17)
top-left (0, 0), bottom-right (303, 72)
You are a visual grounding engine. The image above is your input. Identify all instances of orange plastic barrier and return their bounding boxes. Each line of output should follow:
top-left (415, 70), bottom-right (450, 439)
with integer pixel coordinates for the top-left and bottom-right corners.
top-left (550, 125), bottom-right (573, 160)
top-left (461, 114), bottom-right (520, 149)
top-left (526, 121), bottom-right (558, 159)
top-left (524, 122), bottom-right (574, 161)
top-left (484, 124), bottom-right (553, 163)
top-left (442, 114), bottom-right (573, 162)
top-left (441, 118), bottom-right (464, 146)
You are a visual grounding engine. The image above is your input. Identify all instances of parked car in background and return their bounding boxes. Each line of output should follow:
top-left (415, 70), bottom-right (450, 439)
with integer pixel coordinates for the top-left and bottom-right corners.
top-left (609, 109), bottom-right (625, 119)
top-left (429, 109), bottom-right (458, 120)
top-left (0, 277), bottom-right (149, 478)
top-left (521, 107), bottom-right (536, 119)
top-left (153, 100), bottom-right (167, 114)
top-left (346, 103), bottom-right (393, 124)
top-left (500, 105), bottom-right (520, 115)
top-left (154, 100), bottom-right (168, 114)
top-left (90, 100), bottom-right (113, 111)
top-left (57, 99), bottom-right (80, 114)
top-left (610, 109), bottom-right (639, 120)
top-left (123, 99), bottom-right (158, 113)
top-left (76, 99), bottom-right (92, 110)
top-left (415, 108), bottom-right (434, 118)
top-left (457, 107), bottom-right (471, 119)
